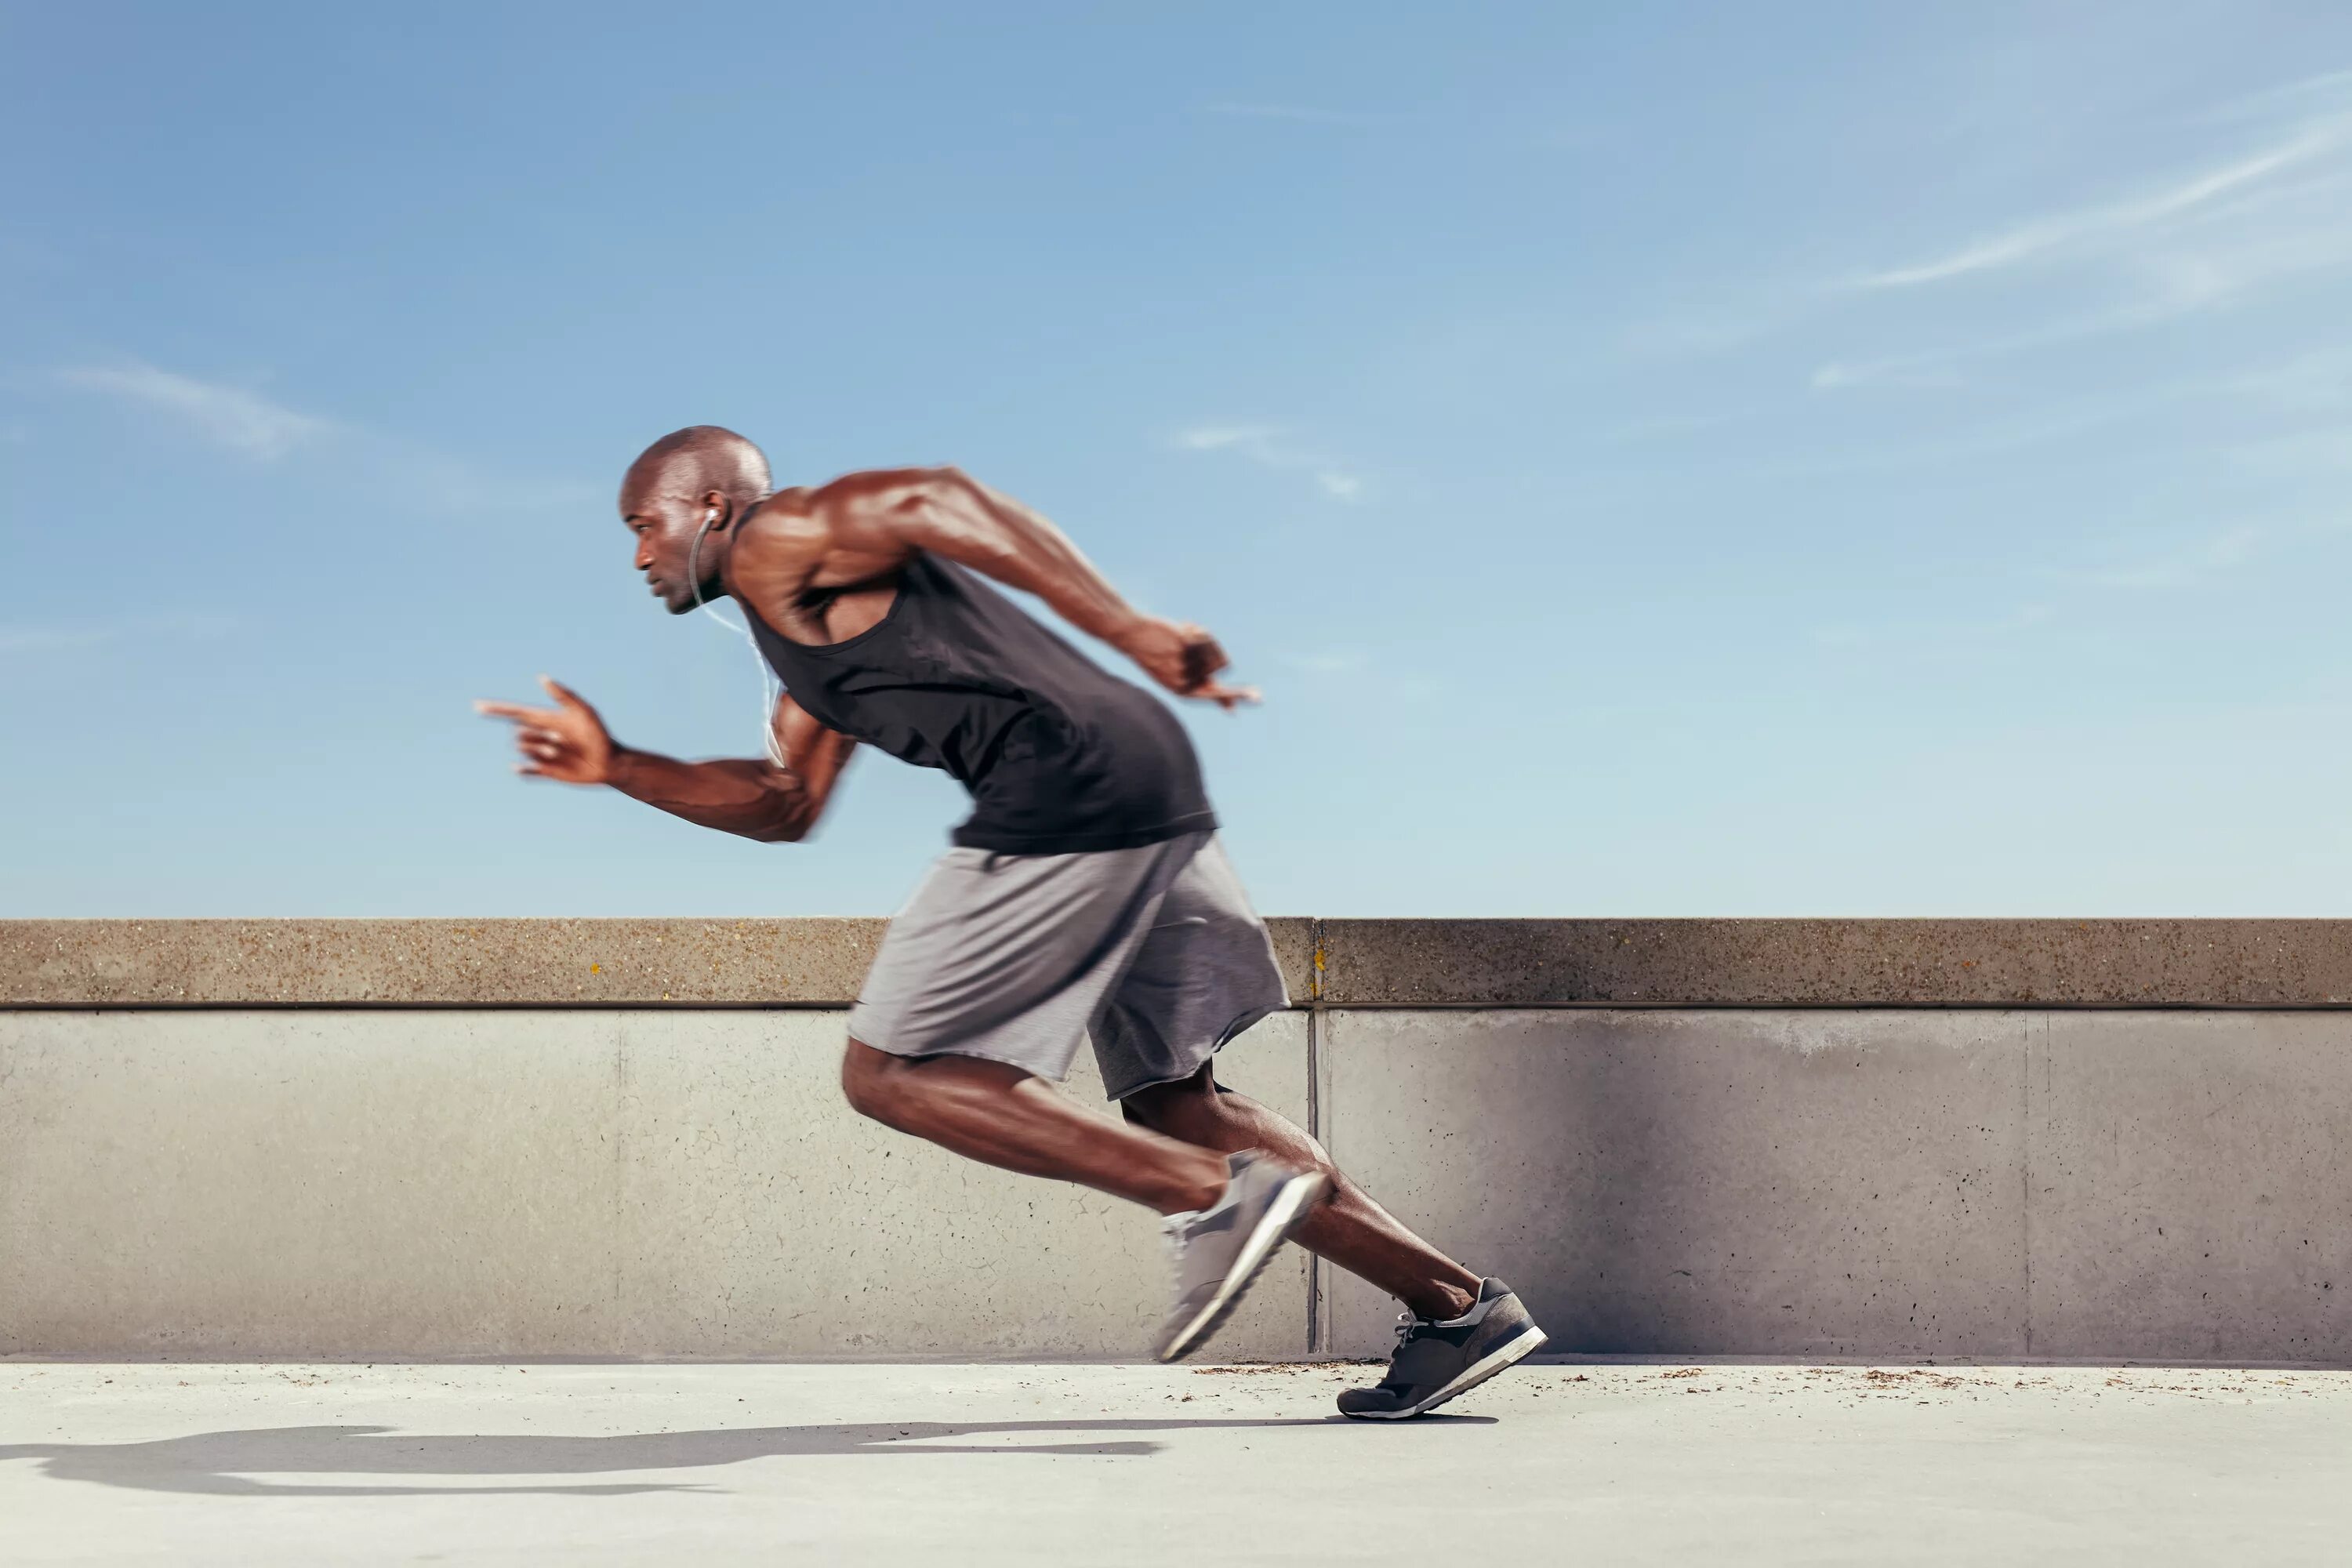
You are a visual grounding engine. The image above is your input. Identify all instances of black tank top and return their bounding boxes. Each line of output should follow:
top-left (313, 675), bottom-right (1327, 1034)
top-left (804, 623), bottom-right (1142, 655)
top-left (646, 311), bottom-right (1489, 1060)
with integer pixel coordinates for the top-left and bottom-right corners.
top-left (742, 553), bottom-right (1218, 854)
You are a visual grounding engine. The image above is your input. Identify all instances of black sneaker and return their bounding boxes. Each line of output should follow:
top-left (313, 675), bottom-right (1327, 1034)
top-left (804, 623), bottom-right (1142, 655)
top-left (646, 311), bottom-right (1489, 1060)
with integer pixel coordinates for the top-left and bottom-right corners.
top-left (1335, 1277), bottom-right (1548, 1419)
top-left (1154, 1151), bottom-right (1328, 1363)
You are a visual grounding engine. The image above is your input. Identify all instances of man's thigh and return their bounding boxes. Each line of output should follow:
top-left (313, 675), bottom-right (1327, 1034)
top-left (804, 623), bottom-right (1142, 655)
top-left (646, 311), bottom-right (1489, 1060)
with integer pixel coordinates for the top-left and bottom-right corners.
top-left (849, 837), bottom-right (1200, 1081)
top-left (1091, 837), bottom-right (1288, 1100)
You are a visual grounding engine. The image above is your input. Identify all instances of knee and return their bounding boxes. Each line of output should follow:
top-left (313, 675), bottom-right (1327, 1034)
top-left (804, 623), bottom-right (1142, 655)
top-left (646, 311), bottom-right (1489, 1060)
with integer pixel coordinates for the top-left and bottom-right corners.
top-left (1121, 1074), bottom-right (1207, 1134)
top-left (841, 1040), bottom-right (915, 1126)
top-left (1123, 1069), bottom-right (1242, 1143)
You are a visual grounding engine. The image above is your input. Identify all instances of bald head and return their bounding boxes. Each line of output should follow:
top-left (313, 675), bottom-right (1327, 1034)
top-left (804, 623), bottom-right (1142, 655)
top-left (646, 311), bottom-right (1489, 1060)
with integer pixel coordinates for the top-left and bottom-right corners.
top-left (620, 425), bottom-right (771, 516)
top-left (619, 426), bottom-right (775, 615)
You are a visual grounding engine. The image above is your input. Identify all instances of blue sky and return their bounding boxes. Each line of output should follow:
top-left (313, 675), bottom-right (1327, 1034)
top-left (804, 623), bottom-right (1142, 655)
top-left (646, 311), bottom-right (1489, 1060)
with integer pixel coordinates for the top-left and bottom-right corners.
top-left (4, 3), bottom-right (2350, 916)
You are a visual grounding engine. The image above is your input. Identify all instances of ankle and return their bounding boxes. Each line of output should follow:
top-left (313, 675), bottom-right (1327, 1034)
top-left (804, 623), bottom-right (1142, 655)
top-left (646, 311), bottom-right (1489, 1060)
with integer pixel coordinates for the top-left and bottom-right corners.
top-left (1156, 1150), bottom-right (1232, 1217)
top-left (1404, 1279), bottom-right (1480, 1322)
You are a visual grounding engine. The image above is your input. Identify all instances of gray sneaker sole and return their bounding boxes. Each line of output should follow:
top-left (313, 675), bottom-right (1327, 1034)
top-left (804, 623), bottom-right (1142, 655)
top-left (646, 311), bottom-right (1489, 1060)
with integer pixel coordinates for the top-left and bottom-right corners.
top-left (1338, 1321), bottom-right (1549, 1420)
top-left (1156, 1170), bottom-right (1328, 1363)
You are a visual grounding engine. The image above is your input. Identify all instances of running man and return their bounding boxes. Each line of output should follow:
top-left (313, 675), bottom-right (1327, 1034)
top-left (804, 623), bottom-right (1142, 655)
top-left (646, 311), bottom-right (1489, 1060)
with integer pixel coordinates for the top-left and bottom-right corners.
top-left (477, 426), bottom-right (1545, 1417)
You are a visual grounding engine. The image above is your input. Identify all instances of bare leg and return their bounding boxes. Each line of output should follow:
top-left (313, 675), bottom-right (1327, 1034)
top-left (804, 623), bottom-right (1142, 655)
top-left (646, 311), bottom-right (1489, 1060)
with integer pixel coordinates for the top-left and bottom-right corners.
top-left (841, 1040), bottom-right (1229, 1216)
top-left (1123, 1065), bottom-right (1482, 1322)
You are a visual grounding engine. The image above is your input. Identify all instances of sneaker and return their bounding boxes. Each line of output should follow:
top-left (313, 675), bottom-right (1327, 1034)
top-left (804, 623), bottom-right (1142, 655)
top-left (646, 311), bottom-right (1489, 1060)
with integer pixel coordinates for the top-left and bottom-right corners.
top-left (1153, 1151), bottom-right (1328, 1363)
top-left (1335, 1277), bottom-right (1548, 1419)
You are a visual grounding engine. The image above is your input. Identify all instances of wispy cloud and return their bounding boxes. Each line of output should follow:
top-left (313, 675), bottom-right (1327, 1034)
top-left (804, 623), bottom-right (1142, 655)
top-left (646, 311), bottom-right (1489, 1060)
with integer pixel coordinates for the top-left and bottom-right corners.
top-left (1174, 423), bottom-right (1281, 453)
top-left (1813, 203), bottom-right (2352, 387)
top-left (55, 356), bottom-right (599, 515)
top-left (1171, 423), bottom-right (1365, 501)
top-left (2078, 525), bottom-right (2263, 590)
top-left (0, 612), bottom-right (239, 658)
top-left (1855, 128), bottom-right (2342, 289)
top-left (2124, 172), bottom-right (2352, 314)
top-left (1809, 312), bottom-right (2131, 391)
top-left (2196, 68), bottom-right (2352, 125)
top-left (60, 361), bottom-right (329, 459)
top-left (1810, 78), bottom-right (2352, 394)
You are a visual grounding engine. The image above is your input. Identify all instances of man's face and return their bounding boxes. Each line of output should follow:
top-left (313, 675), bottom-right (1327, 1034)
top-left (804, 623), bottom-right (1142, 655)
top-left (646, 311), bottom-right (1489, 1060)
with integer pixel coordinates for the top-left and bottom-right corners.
top-left (621, 490), bottom-right (714, 615)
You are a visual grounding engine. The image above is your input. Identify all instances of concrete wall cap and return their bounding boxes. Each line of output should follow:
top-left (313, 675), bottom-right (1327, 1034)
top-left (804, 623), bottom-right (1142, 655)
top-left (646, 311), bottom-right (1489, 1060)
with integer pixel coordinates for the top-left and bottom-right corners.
top-left (8, 918), bottom-right (2352, 1007)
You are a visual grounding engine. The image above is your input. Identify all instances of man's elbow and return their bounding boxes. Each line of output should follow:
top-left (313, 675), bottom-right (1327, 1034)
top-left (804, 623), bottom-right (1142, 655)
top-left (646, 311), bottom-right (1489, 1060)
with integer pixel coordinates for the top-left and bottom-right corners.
top-left (744, 805), bottom-right (815, 844)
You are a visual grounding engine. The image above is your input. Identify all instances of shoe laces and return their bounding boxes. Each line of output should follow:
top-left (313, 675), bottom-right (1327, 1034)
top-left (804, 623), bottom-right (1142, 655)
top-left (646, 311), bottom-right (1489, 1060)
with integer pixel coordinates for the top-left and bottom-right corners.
top-left (1392, 1310), bottom-right (1433, 1348)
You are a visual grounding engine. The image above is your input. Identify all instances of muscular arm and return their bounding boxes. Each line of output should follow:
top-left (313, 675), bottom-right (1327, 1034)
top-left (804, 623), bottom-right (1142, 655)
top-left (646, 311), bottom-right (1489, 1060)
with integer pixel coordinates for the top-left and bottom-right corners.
top-left (838, 470), bottom-right (1141, 646)
top-left (476, 679), bottom-right (855, 844)
top-left (608, 695), bottom-right (855, 842)
top-left (750, 468), bottom-right (1258, 708)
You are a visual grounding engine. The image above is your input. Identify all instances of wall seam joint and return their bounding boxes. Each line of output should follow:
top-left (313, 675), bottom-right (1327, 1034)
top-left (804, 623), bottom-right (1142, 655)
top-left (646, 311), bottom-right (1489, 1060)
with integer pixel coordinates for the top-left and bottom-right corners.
top-left (1305, 915), bottom-right (1325, 1357)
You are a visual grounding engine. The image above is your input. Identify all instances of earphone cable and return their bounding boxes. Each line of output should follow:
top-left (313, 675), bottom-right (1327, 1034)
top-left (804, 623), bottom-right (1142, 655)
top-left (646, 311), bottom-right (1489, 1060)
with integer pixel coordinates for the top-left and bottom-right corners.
top-left (688, 510), bottom-right (789, 770)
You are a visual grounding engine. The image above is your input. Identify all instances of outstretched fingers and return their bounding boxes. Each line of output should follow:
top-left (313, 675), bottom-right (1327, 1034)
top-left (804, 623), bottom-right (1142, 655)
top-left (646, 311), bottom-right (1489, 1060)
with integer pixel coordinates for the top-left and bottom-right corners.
top-left (1192, 680), bottom-right (1262, 711)
top-left (539, 674), bottom-right (593, 710)
top-left (474, 698), bottom-right (559, 728)
top-left (474, 698), bottom-right (571, 777)
top-left (475, 677), bottom-right (587, 726)
top-left (474, 676), bottom-right (612, 787)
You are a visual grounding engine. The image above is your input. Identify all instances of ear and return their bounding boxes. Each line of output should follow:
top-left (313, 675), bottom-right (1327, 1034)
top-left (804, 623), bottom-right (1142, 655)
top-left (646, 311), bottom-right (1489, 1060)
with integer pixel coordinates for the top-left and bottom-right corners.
top-left (699, 489), bottom-right (733, 528)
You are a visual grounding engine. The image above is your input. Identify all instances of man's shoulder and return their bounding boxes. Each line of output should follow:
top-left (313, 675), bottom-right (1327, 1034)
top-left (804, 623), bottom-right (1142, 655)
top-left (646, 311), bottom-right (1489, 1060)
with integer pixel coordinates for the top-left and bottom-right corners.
top-left (735, 490), bottom-right (830, 557)
top-left (804, 466), bottom-right (959, 524)
top-left (733, 474), bottom-right (935, 595)
top-left (786, 468), bottom-right (963, 568)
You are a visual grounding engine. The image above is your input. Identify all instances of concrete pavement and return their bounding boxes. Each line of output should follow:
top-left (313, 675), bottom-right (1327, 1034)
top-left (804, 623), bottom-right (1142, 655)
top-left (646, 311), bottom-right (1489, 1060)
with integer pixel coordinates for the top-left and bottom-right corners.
top-left (5, 1359), bottom-right (2347, 1565)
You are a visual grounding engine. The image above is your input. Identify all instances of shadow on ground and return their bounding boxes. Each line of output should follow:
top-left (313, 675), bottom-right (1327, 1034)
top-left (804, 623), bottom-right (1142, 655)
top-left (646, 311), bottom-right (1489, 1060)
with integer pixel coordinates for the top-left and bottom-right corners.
top-left (0, 1414), bottom-right (1488, 1497)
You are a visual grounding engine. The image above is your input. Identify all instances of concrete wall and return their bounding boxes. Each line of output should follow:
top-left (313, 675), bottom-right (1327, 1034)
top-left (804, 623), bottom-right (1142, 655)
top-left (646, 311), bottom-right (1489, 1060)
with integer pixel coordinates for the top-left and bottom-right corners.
top-left (0, 1009), bottom-right (1308, 1360)
top-left (5, 920), bottom-right (2351, 1362)
top-left (1317, 1009), bottom-right (2352, 1362)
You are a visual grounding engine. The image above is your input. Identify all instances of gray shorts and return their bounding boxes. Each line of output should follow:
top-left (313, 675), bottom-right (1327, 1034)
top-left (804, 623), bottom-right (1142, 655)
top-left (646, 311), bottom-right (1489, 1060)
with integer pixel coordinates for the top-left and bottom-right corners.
top-left (847, 831), bottom-right (1289, 1100)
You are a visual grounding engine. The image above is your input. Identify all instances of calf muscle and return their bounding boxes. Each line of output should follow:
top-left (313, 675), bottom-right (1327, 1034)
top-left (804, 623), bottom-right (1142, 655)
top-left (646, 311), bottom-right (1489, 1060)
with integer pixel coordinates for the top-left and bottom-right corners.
top-left (1123, 1068), bottom-right (1481, 1322)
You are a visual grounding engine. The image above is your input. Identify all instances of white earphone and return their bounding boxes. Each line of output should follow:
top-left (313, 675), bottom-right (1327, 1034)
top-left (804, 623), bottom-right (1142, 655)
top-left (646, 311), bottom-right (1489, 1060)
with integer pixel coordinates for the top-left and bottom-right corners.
top-left (685, 502), bottom-right (789, 768)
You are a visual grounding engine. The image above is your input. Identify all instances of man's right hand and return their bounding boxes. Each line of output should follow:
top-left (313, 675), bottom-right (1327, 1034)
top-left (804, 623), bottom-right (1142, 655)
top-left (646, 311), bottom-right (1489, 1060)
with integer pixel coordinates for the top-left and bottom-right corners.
top-left (474, 676), bottom-right (618, 785)
top-left (1118, 615), bottom-right (1262, 711)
